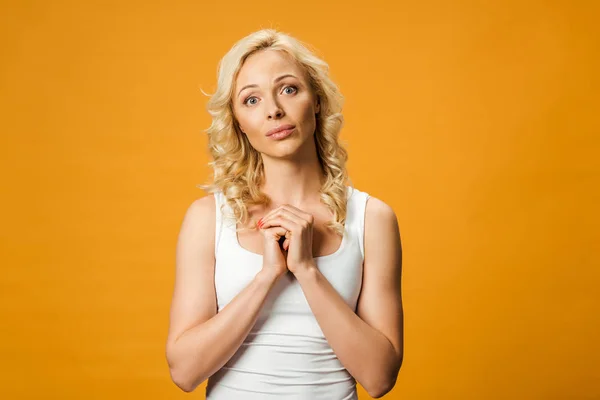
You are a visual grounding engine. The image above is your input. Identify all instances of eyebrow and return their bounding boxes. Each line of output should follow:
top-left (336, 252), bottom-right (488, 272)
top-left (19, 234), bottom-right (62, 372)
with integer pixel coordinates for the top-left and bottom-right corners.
top-left (237, 74), bottom-right (299, 97)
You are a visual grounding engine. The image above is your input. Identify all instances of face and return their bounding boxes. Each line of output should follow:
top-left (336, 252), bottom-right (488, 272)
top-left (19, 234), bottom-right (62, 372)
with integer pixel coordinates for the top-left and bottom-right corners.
top-left (232, 49), bottom-right (321, 159)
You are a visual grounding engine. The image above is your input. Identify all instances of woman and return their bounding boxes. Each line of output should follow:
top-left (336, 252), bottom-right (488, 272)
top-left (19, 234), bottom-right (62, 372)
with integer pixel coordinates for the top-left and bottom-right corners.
top-left (165, 29), bottom-right (403, 399)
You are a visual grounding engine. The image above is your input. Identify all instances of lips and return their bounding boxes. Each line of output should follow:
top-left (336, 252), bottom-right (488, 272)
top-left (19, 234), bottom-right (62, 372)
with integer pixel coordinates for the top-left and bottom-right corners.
top-left (266, 124), bottom-right (295, 137)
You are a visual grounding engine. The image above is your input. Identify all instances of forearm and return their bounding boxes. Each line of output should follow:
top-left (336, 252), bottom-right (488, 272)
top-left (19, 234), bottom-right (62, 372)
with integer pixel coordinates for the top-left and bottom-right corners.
top-left (167, 270), bottom-right (278, 392)
top-left (295, 266), bottom-right (400, 397)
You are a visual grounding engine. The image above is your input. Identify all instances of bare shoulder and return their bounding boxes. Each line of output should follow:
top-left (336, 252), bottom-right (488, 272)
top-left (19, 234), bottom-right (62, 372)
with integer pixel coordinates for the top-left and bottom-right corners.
top-left (182, 194), bottom-right (216, 230)
top-left (365, 196), bottom-right (398, 225)
top-left (364, 196), bottom-right (400, 245)
top-left (175, 194), bottom-right (217, 260)
top-left (362, 194), bottom-right (402, 268)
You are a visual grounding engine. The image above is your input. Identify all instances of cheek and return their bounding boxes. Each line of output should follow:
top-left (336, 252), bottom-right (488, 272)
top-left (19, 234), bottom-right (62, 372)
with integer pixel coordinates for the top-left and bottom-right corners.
top-left (305, 105), bottom-right (316, 120)
top-left (300, 103), bottom-right (317, 132)
top-left (237, 115), bottom-right (266, 148)
top-left (236, 112), bottom-right (258, 135)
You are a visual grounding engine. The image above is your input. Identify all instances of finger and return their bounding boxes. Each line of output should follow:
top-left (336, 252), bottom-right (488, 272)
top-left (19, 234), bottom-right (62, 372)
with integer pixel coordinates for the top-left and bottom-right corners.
top-left (261, 209), bottom-right (307, 230)
top-left (266, 206), bottom-right (313, 228)
top-left (261, 226), bottom-right (288, 240)
top-left (259, 205), bottom-right (284, 226)
top-left (259, 204), bottom-right (312, 227)
top-left (283, 238), bottom-right (290, 251)
top-left (260, 207), bottom-right (287, 226)
top-left (278, 204), bottom-right (314, 222)
top-left (259, 216), bottom-right (297, 233)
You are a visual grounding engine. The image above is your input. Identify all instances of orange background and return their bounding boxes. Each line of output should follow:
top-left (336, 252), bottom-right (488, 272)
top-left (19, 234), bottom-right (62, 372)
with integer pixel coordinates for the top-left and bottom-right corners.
top-left (1, 0), bottom-right (598, 399)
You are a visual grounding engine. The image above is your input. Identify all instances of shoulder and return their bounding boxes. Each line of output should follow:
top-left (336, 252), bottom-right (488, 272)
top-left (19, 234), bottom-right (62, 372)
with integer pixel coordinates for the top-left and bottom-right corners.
top-left (348, 187), bottom-right (398, 229)
top-left (363, 195), bottom-right (398, 230)
top-left (180, 194), bottom-right (217, 232)
top-left (363, 195), bottom-right (401, 253)
top-left (349, 187), bottom-right (393, 213)
top-left (188, 193), bottom-right (216, 215)
top-left (175, 194), bottom-right (218, 270)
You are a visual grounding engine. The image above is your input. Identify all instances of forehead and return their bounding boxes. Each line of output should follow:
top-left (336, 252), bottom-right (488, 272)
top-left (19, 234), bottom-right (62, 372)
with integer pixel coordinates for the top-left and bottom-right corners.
top-left (235, 49), bottom-right (306, 87)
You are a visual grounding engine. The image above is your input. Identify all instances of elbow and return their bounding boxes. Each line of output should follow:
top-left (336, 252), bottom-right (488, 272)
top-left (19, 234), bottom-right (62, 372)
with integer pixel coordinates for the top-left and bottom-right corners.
top-left (166, 346), bottom-right (202, 393)
top-left (366, 356), bottom-right (403, 398)
top-left (169, 366), bottom-right (199, 393)
top-left (366, 376), bottom-right (397, 399)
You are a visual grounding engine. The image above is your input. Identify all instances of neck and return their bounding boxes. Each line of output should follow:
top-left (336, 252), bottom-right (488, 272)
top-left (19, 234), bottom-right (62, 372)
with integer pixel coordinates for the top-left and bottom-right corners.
top-left (260, 143), bottom-right (324, 207)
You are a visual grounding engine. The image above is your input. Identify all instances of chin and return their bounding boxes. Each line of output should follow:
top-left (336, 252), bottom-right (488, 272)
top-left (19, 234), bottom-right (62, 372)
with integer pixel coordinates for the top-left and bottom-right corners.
top-left (267, 145), bottom-right (302, 159)
top-left (259, 130), bottom-right (316, 159)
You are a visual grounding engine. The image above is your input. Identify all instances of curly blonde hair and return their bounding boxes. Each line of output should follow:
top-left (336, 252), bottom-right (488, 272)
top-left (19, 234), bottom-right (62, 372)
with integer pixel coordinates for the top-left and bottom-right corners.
top-left (197, 28), bottom-right (352, 236)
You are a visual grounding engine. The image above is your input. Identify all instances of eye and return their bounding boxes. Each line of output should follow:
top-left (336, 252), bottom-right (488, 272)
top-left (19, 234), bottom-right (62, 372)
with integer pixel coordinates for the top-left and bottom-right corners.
top-left (283, 85), bottom-right (297, 95)
top-left (244, 96), bottom-right (258, 106)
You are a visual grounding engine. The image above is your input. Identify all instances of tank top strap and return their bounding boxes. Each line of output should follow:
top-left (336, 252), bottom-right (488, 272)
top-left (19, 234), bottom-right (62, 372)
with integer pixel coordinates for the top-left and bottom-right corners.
top-left (214, 190), bottom-right (241, 257)
top-left (346, 186), bottom-right (371, 259)
top-left (213, 191), bottom-right (225, 258)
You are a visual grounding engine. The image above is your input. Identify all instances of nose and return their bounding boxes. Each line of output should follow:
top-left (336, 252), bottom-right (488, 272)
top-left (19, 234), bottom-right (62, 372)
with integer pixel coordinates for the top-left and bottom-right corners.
top-left (266, 96), bottom-right (284, 120)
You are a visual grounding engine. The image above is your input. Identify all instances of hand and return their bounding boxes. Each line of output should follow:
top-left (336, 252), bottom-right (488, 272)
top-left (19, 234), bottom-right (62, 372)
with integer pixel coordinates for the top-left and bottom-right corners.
top-left (259, 225), bottom-right (290, 280)
top-left (258, 205), bottom-right (316, 275)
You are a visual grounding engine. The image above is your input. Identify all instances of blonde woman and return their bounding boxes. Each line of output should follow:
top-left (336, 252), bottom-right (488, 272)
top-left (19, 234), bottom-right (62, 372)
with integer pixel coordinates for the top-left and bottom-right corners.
top-left (166, 29), bottom-right (403, 399)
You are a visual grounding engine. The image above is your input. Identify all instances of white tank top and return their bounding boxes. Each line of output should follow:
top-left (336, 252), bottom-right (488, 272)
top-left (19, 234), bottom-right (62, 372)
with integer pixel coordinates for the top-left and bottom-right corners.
top-left (206, 186), bottom-right (370, 400)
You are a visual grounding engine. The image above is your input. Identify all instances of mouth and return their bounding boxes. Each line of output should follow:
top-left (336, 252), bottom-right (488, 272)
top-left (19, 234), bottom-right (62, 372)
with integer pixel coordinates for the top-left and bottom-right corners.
top-left (266, 124), bottom-right (296, 137)
top-left (267, 126), bottom-right (295, 140)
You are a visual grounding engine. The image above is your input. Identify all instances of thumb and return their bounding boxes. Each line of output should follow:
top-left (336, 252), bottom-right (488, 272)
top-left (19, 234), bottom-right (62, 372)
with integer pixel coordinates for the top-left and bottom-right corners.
top-left (261, 226), bottom-right (287, 241)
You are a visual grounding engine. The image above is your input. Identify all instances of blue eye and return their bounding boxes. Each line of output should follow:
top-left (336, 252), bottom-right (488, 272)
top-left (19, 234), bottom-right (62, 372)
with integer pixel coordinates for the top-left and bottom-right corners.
top-left (244, 96), bottom-right (258, 106)
top-left (243, 86), bottom-right (297, 106)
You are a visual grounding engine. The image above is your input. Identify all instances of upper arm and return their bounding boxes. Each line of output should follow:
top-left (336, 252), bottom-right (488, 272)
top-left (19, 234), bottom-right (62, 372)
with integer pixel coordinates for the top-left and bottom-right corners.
top-left (356, 196), bottom-right (404, 362)
top-left (166, 195), bottom-right (217, 354)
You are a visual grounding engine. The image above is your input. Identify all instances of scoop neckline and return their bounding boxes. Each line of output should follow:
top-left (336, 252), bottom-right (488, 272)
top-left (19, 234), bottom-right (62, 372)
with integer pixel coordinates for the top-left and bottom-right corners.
top-left (234, 228), bottom-right (347, 260)
top-left (232, 187), bottom-right (353, 261)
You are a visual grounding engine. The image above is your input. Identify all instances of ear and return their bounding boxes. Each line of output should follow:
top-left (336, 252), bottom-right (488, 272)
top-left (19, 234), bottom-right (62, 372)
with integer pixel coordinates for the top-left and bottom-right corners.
top-left (315, 100), bottom-right (320, 114)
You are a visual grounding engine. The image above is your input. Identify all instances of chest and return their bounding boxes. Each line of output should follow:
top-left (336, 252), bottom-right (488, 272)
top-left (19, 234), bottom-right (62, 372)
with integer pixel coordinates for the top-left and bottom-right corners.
top-left (236, 208), bottom-right (343, 258)
top-left (214, 230), bottom-right (364, 314)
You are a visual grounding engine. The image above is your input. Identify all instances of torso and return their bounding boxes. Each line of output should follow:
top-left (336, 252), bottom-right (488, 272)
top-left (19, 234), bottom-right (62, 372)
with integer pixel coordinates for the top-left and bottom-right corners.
top-left (207, 186), bottom-right (370, 399)
top-left (236, 203), bottom-right (343, 258)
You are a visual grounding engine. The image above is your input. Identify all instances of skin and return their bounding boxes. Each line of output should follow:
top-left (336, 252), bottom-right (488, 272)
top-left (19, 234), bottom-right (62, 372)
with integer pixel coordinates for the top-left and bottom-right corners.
top-left (233, 48), bottom-right (321, 166)
top-left (166, 48), bottom-right (404, 397)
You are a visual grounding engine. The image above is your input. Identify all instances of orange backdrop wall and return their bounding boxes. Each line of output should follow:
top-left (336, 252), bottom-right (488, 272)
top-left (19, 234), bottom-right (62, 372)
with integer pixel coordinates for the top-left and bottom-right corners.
top-left (1, 0), bottom-right (598, 399)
